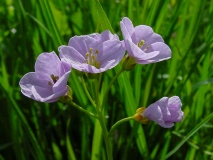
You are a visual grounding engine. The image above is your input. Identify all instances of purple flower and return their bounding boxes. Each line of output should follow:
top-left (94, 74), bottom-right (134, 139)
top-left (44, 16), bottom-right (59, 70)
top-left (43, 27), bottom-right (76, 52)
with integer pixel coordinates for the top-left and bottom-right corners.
top-left (142, 96), bottom-right (184, 128)
top-left (59, 30), bottom-right (125, 73)
top-left (19, 51), bottom-right (71, 103)
top-left (120, 17), bottom-right (171, 64)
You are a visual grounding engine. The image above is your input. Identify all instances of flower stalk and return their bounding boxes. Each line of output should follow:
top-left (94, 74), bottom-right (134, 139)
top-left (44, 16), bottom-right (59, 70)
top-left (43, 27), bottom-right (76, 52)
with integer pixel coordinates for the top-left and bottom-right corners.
top-left (108, 116), bottom-right (134, 136)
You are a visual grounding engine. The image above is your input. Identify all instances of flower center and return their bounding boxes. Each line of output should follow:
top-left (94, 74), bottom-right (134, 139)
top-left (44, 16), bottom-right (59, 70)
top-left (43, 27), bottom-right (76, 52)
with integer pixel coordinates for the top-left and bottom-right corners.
top-left (48, 74), bottom-right (59, 86)
top-left (137, 39), bottom-right (149, 52)
top-left (85, 48), bottom-right (100, 69)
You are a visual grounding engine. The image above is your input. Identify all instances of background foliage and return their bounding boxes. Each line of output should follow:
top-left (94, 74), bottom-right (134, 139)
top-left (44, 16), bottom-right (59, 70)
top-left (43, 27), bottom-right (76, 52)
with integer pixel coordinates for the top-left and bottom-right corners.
top-left (0, 0), bottom-right (213, 159)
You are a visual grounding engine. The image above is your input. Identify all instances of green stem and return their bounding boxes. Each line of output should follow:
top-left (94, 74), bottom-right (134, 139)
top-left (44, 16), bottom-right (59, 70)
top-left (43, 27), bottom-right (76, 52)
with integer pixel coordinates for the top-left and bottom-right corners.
top-left (93, 78), bottom-right (113, 160)
top-left (97, 110), bottom-right (113, 160)
top-left (101, 68), bottom-right (124, 110)
top-left (81, 76), bottom-right (96, 108)
top-left (70, 101), bottom-right (97, 118)
top-left (108, 117), bottom-right (134, 136)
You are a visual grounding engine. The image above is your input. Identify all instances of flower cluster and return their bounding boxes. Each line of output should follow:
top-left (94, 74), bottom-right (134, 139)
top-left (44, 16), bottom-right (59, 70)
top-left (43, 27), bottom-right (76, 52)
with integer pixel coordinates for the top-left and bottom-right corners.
top-left (19, 17), bottom-right (183, 127)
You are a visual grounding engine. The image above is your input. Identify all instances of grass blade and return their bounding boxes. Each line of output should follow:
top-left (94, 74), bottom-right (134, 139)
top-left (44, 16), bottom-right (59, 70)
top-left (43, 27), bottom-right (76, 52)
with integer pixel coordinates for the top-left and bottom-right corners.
top-left (165, 112), bottom-right (213, 159)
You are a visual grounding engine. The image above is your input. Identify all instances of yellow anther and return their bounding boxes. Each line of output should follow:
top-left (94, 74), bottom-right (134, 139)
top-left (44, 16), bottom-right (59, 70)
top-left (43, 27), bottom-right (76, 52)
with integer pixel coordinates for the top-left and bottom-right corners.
top-left (138, 40), bottom-right (145, 48)
top-left (92, 55), bottom-right (96, 59)
top-left (48, 81), bottom-right (53, 86)
top-left (50, 74), bottom-right (59, 83)
top-left (95, 50), bottom-right (99, 54)
top-left (50, 74), bottom-right (55, 79)
top-left (85, 52), bottom-right (89, 57)
top-left (89, 48), bottom-right (93, 53)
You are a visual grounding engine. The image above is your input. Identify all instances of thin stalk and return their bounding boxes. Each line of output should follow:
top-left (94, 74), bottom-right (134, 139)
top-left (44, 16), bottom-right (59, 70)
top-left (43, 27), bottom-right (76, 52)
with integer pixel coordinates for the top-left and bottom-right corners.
top-left (108, 116), bottom-right (134, 136)
top-left (102, 68), bottom-right (124, 110)
top-left (97, 110), bottom-right (113, 160)
top-left (70, 101), bottom-right (97, 118)
top-left (81, 76), bottom-right (96, 108)
top-left (93, 78), bottom-right (113, 160)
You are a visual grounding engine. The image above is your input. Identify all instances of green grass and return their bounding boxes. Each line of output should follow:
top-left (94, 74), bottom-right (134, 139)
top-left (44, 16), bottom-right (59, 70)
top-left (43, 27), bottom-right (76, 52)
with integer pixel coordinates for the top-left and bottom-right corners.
top-left (1, 0), bottom-right (213, 159)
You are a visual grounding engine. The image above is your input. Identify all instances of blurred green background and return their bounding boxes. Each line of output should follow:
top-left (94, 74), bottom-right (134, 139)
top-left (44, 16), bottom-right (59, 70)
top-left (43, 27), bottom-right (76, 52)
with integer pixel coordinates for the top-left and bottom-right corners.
top-left (0, 0), bottom-right (213, 159)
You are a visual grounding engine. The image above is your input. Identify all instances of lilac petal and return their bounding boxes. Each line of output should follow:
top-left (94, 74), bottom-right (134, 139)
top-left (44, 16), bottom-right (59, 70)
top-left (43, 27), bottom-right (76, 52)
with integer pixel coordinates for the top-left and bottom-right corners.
top-left (32, 86), bottom-right (68, 102)
top-left (136, 51), bottom-right (160, 64)
top-left (134, 25), bottom-right (164, 45)
top-left (80, 60), bottom-right (119, 73)
top-left (157, 98), bottom-right (173, 121)
top-left (152, 97), bottom-right (174, 120)
top-left (143, 104), bottom-right (174, 128)
top-left (100, 59), bottom-right (117, 70)
top-left (68, 35), bottom-right (98, 54)
top-left (168, 96), bottom-right (182, 109)
top-left (120, 17), bottom-right (136, 42)
top-left (19, 72), bottom-right (50, 97)
top-left (35, 52), bottom-right (61, 81)
top-left (125, 40), bottom-right (159, 61)
top-left (161, 121), bottom-right (174, 128)
top-left (81, 63), bottom-right (105, 73)
top-left (60, 60), bottom-right (72, 76)
top-left (43, 87), bottom-right (68, 102)
top-left (88, 33), bottom-right (99, 39)
top-left (99, 30), bottom-right (115, 43)
top-left (143, 97), bottom-right (175, 128)
top-left (143, 104), bottom-right (162, 120)
top-left (53, 71), bottom-right (71, 93)
top-left (168, 96), bottom-right (184, 121)
top-left (144, 96), bottom-right (183, 128)
top-left (100, 44), bottom-right (125, 69)
top-left (146, 42), bottom-right (171, 62)
top-left (97, 40), bottom-right (125, 63)
top-left (31, 86), bottom-right (53, 101)
top-left (59, 46), bottom-right (86, 68)
top-left (125, 40), bottom-right (146, 59)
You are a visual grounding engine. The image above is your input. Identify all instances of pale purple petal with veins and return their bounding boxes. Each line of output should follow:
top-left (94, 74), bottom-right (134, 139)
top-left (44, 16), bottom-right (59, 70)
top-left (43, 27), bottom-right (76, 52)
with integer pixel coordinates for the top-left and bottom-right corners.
top-left (19, 51), bottom-right (71, 103)
top-left (134, 25), bottom-right (164, 45)
top-left (143, 96), bottom-right (184, 128)
top-left (35, 52), bottom-right (61, 81)
top-left (120, 17), bottom-right (171, 64)
top-left (124, 39), bottom-right (159, 62)
top-left (120, 17), bottom-right (136, 42)
top-left (59, 30), bottom-right (125, 73)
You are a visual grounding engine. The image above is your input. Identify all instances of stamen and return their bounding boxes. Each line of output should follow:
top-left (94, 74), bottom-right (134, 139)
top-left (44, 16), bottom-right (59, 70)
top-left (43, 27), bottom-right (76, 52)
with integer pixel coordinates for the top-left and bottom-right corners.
top-left (48, 81), bottom-right (53, 86)
top-left (137, 40), bottom-right (145, 48)
top-left (144, 46), bottom-right (149, 51)
top-left (50, 74), bottom-right (59, 83)
top-left (85, 52), bottom-right (89, 57)
top-left (85, 47), bottom-right (100, 69)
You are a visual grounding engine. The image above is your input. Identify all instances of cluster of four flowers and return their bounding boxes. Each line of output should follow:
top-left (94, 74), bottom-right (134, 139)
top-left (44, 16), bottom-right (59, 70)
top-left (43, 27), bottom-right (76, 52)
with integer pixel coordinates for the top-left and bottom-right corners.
top-left (19, 17), bottom-right (184, 128)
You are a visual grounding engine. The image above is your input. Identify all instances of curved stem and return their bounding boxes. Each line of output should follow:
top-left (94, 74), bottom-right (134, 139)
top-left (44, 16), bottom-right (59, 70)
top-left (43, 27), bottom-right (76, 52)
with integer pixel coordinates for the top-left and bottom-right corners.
top-left (108, 116), bottom-right (134, 136)
top-left (81, 76), bottom-right (96, 108)
top-left (101, 68), bottom-right (124, 110)
top-left (70, 101), bottom-right (97, 118)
